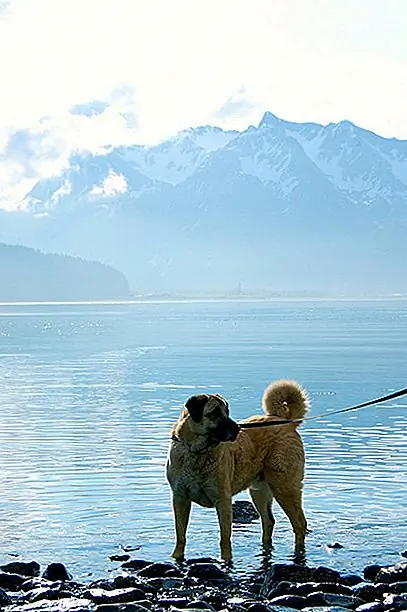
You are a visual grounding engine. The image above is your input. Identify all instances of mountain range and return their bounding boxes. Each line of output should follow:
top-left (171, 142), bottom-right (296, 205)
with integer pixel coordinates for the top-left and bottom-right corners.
top-left (1, 112), bottom-right (406, 296)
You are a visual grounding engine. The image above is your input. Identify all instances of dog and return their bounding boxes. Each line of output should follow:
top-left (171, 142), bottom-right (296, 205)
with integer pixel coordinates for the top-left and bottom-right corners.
top-left (166, 379), bottom-right (309, 561)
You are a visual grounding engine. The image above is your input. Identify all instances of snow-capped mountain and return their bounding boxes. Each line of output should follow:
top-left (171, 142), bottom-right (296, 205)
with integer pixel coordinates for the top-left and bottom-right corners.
top-left (3, 113), bottom-right (407, 295)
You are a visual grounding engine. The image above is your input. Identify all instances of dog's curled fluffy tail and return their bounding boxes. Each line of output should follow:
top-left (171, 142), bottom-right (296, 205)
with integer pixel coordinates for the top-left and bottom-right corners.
top-left (262, 379), bottom-right (309, 423)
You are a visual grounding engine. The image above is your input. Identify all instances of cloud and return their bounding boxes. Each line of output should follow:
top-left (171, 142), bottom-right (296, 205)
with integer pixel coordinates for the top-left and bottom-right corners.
top-left (89, 171), bottom-right (128, 198)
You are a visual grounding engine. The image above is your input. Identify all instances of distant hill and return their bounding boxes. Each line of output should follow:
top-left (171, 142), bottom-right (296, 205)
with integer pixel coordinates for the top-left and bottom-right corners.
top-left (0, 244), bottom-right (130, 301)
top-left (1, 112), bottom-right (407, 295)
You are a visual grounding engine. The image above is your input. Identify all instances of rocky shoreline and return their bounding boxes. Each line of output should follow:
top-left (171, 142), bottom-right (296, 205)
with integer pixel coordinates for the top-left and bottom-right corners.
top-left (0, 551), bottom-right (406, 612)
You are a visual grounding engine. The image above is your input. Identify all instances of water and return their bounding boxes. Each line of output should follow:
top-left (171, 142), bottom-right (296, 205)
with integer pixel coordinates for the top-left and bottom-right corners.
top-left (0, 299), bottom-right (406, 579)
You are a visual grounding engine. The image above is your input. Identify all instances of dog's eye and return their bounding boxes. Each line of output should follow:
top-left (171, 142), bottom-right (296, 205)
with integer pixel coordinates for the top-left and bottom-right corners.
top-left (207, 407), bottom-right (221, 420)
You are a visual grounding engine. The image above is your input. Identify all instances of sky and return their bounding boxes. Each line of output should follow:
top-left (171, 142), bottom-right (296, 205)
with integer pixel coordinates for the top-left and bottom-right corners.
top-left (0, 0), bottom-right (406, 209)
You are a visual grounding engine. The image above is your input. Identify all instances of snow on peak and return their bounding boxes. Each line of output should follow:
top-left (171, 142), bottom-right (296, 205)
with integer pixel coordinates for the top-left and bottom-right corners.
top-left (119, 125), bottom-right (239, 185)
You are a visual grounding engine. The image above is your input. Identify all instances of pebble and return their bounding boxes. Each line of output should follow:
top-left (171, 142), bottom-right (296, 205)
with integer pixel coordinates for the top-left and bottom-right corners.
top-left (0, 556), bottom-right (406, 612)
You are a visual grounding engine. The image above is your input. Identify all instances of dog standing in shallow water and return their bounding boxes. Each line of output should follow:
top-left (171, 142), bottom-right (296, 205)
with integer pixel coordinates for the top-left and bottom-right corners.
top-left (166, 379), bottom-right (309, 561)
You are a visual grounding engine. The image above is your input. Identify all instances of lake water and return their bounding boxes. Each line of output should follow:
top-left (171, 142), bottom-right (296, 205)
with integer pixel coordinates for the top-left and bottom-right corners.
top-left (0, 299), bottom-right (406, 580)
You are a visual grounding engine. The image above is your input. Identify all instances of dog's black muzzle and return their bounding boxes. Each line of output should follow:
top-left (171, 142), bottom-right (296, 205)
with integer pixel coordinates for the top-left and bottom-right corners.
top-left (210, 417), bottom-right (240, 444)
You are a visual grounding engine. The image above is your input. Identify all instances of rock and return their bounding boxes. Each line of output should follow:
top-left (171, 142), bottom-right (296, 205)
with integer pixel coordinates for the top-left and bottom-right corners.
top-left (42, 563), bottom-right (73, 582)
top-left (316, 593), bottom-right (364, 608)
top-left (95, 604), bottom-right (150, 612)
top-left (342, 575), bottom-right (364, 587)
top-left (313, 583), bottom-right (354, 596)
top-left (112, 576), bottom-right (155, 594)
top-left (267, 581), bottom-right (299, 598)
top-left (327, 543), bottom-right (345, 549)
top-left (5, 597), bottom-right (95, 611)
top-left (109, 554), bottom-right (131, 562)
top-left (158, 597), bottom-right (190, 608)
top-left (363, 566), bottom-right (382, 582)
top-left (352, 584), bottom-right (381, 602)
top-left (19, 586), bottom-right (74, 603)
top-left (355, 604), bottom-right (384, 612)
top-left (21, 579), bottom-right (54, 592)
top-left (305, 592), bottom-right (332, 607)
top-left (121, 560), bottom-right (152, 571)
top-left (137, 563), bottom-right (178, 578)
top-left (401, 551), bottom-right (407, 559)
top-left (375, 563), bottom-right (407, 584)
top-left (187, 564), bottom-right (230, 581)
top-left (267, 594), bottom-right (309, 608)
top-left (245, 604), bottom-right (271, 612)
top-left (302, 608), bottom-right (352, 612)
top-left (185, 601), bottom-right (216, 611)
top-left (261, 564), bottom-right (315, 597)
top-left (313, 567), bottom-right (342, 583)
top-left (0, 585), bottom-right (12, 606)
top-left (84, 587), bottom-right (148, 605)
top-left (390, 582), bottom-right (407, 594)
top-left (382, 593), bottom-right (407, 610)
top-left (0, 570), bottom-right (27, 590)
top-left (0, 560), bottom-right (41, 577)
top-left (232, 501), bottom-right (259, 524)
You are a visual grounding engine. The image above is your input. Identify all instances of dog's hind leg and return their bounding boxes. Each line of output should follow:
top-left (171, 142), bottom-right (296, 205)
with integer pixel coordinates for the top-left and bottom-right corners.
top-left (171, 496), bottom-right (191, 560)
top-left (270, 483), bottom-right (307, 553)
top-left (215, 498), bottom-right (233, 561)
top-left (249, 480), bottom-right (275, 549)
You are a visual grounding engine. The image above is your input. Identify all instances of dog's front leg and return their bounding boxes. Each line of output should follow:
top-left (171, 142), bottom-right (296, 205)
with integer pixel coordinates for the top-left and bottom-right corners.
top-left (171, 495), bottom-right (191, 560)
top-left (215, 498), bottom-right (233, 561)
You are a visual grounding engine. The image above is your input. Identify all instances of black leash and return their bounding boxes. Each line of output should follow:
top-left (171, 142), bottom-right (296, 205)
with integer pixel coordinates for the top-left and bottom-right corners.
top-left (238, 387), bottom-right (407, 429)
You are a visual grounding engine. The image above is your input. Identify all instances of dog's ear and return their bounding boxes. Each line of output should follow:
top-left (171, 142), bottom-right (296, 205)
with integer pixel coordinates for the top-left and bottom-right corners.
top-left (185, 394), bottom-right (209, 422)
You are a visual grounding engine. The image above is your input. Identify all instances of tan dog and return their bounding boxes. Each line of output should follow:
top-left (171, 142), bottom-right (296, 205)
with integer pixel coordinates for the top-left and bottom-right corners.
top-left (166, 380), bottom-right (309, 561)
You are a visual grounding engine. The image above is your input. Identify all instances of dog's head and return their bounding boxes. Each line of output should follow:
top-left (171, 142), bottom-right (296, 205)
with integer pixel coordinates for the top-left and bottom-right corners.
top-left (184, 393), bottom-right (240, 445)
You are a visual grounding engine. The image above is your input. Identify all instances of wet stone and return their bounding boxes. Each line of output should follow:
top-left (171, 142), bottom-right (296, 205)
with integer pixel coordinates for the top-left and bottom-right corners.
top-left (19, 587), bottom-right (74, 603)
top-left (84, 587), bottom-right (148, 605)
top-left (0, 570), bottom-right (27, 590)
top-left (313, 583), bottom-right (354, 597)
top-left (21, 579), bottom-right (53, 592)
top-left (0, 561), bottom-right (41, 578)
top-left (355, 603), bottom-right (384, 612)
top-left (267, 594), bottom-right (309, 609)
top-left (0, 586), bottom-right (12, 606)
top-left (261, 564), bottom-right (315, 597)
top-left (6, 598), bottom-right (95, 611)
top-left (244, 604), bottom-right (270, 612)
top-left (382, 593), bottom-right (407, 610)
top-left (313, 567), bottom-right (342, 584)
top-left (363, 566), bottom-right (382, 582)
top-left (95, 605), bottom-right (151, 612)
top-left (42, 564), bottom-right (73, 582)
top-left (138, 563), bottom-right (179, 578)
top-left (113, 576), bottom-right (156, 594)
top-left (267, 581), bottom-right (299, 598)
top-left (352, 584), bottom-right (381, 602)
top-left (109, 555), bottom-right (131, 562)
top-left (158, 598), bottom-right (190, 608)
top-left (342, 575), bottom-right (364, 587)
top-left (305, 592), bottom-right (331, 607)
top-left (185, 601), bottom-right (216, 611)
top-left (375, 563), bottom-right (407, 584)
top-left (121, 560), bottom-right (152, 572)
top-left (186, 564), bottom-right (230, 582)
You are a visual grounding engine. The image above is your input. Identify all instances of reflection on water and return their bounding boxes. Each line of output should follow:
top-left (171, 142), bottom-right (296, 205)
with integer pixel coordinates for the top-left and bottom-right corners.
top-left (0, 300), bottom-right (406, 578)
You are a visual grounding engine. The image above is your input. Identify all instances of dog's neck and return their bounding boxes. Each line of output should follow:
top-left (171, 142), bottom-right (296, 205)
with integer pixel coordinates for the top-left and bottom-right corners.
top-left (172, 418), bottom-right (219, 455)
